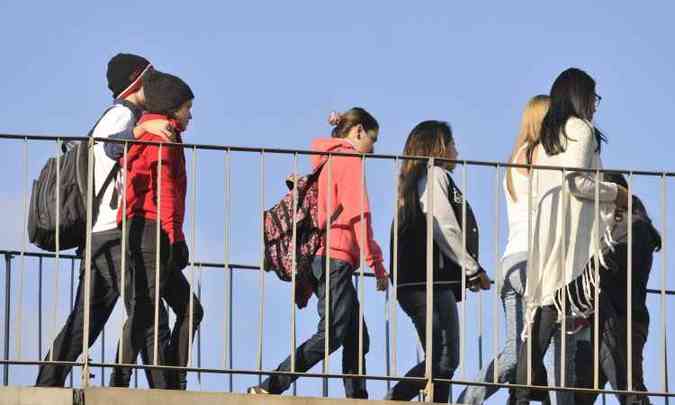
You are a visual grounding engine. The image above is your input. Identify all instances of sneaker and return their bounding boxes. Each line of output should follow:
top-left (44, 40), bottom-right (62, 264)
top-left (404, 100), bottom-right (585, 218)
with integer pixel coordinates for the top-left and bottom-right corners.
top-left (247, 386), bottom-right (269, 395)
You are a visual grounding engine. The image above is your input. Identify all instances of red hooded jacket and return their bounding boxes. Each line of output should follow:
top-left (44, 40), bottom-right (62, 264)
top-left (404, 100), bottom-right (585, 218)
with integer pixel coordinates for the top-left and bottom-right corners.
top-left (311, 138), bottom-right (385, 277)
top-left (118, 113), bottom-right (186, 244)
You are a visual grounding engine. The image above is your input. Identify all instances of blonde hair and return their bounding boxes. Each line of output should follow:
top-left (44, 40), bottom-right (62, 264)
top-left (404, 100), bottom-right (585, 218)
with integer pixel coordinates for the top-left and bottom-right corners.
top-left (506, 95), bottom-right (550, 201)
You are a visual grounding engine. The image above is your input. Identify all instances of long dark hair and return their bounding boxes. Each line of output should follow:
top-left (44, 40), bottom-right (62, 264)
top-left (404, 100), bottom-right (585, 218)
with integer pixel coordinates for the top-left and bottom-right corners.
top-left (398, 121), bottom-right (454, 229)
top-left (528, 68), bottom-right (605, 163)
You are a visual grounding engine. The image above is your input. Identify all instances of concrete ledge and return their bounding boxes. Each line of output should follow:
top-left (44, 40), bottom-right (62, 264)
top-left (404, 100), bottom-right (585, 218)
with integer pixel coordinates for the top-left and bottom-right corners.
top-left (0, 387), bottom-right (73, 405)
top-left (0, 386), bottom-right (453, 405)
top-left (82, 388), bottom-right (423, 405)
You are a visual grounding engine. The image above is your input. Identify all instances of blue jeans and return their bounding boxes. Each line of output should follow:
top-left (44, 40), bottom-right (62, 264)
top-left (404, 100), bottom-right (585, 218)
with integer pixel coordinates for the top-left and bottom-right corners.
top-left (459, 253), bottom-right (576, 404)
top-left (260, 257), bottom-right (369, 398)
top-left (389, 286), bottom-right (460, 403)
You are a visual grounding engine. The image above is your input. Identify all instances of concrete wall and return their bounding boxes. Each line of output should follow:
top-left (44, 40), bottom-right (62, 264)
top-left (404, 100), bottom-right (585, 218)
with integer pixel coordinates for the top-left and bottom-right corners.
top-left (0, 387), bottom-right (73, 405)
top-left (0, 387), bottom-right (454, 405)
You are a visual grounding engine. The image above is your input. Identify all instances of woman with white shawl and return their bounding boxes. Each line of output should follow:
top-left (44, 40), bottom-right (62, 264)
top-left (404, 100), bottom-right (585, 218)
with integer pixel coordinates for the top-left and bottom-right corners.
top-left (509, 68), bottom-right (629, 404)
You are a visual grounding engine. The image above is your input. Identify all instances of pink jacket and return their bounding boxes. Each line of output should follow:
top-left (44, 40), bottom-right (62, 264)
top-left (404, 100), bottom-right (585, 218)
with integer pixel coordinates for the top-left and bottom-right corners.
top-left (311, 138), bottom-right (385, 278)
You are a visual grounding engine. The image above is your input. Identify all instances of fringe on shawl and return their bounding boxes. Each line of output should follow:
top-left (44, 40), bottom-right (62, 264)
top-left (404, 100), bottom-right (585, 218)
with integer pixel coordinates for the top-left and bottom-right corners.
top-left (522, 224), bottom-right (618, 340)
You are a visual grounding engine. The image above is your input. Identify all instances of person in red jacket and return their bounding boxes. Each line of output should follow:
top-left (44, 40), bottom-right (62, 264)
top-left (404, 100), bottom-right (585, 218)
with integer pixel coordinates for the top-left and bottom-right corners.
top-left (109, 70), bottom-right (203, 389)
top-left (249, 107), bottom-right (388, 398)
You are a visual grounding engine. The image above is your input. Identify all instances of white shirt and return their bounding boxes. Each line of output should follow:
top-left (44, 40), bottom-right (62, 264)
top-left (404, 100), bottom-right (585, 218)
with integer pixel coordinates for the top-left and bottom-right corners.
top-left (502, 147), bottom-right (531, 258)
top-left (91, 103), bottom-right (136, 233)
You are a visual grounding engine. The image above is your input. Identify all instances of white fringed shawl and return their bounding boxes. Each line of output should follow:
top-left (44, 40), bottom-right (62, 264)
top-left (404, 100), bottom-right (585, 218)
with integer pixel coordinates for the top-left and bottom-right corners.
top-left (524, 118), bottom-right (618, 330)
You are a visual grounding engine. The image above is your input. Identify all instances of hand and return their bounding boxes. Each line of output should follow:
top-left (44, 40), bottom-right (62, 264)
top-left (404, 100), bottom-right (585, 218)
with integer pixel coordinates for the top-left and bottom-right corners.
top-left (615, 185), bottom-right (629, 211)
top-left (138, 119), bottom-right (176, 142)
top-left (376, 273), bottom-right (389, 291)
top-left (168, 240), bottom-right (190, 271)
top-left (467, 269), bottom-right (491, 292)
top-left (477, 271), bottom-right (492, 290)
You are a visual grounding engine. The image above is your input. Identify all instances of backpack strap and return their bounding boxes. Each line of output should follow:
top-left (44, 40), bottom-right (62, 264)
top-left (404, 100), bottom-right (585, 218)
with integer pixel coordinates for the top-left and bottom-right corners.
top-left (88, 104), bottom-right (124, 217)
top-left (96, 163), bottom-right (120, 209)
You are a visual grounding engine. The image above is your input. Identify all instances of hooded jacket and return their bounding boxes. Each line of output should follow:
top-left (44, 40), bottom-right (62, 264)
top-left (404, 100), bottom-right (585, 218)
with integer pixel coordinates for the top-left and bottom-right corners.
top-left (311, 138), bottom-right (385, 278)
top-left (118, 113), bottom-right (186, 244)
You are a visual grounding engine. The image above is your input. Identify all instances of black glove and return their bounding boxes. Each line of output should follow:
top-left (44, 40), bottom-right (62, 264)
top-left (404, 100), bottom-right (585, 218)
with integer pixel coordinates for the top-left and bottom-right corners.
top-left (168, 240), bottom-right (190, 271)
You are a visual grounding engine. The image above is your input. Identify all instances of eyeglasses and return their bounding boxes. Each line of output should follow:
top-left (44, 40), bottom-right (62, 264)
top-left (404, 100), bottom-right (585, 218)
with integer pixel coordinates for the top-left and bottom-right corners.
top-left (595, 93), bottom-right (602, 107)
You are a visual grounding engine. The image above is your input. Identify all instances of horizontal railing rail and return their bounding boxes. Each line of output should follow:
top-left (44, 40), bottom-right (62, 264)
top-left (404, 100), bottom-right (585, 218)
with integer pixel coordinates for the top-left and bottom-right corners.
top-left (0, 133), bottom-right (672, 403)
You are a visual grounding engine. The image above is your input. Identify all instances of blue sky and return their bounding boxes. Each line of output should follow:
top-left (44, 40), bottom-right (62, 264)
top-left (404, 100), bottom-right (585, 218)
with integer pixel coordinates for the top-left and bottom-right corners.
top-left (0, 1), bottom-right (674, 403)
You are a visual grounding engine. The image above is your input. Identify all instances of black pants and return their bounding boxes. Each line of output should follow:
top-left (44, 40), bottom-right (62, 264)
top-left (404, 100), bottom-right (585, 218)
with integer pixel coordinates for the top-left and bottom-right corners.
top-left (260, 257), bottom-right (369, 398)
top-left (109, 219), bottom-right (203, 389)
top-left (36, 229), bottom-right (127, 386)
top-left (575, 326), bottom-right (649, 404)
top-left (388, 286), bottom-right (460, 403)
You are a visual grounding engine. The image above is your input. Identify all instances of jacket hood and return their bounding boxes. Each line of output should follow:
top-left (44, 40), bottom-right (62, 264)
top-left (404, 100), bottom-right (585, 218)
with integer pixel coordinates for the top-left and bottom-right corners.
top-left (310, 138), bottom-right (356, 168)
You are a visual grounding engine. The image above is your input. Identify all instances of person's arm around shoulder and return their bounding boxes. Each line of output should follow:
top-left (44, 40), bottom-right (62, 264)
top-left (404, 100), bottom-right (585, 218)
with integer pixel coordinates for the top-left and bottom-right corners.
top-left (106, 119), bottom-right (176, 161)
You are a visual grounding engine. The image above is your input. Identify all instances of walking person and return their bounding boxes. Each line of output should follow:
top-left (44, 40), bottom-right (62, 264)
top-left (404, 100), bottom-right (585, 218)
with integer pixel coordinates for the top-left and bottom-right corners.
top-left (36, 53), bottom-right (172, 387)
top-left (248, 107), bottom-right (389, 398)
top-left (509, 68), bottom-right (629, 404)
top-left (108, 71), bottom-right (203, 389)
top-left (386, 121), bottom-right (490, 403)
top-left (575, 173), bottom-right (660, 405)
top-left (458, 95), bottom-right (550, 404)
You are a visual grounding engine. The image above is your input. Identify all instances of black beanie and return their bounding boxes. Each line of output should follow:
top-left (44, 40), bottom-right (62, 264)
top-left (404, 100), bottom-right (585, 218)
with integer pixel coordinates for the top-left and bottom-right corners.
top-left (107, 53), bottom-right (151, 98)
top-left (143, 71), bottom-right (194, 115)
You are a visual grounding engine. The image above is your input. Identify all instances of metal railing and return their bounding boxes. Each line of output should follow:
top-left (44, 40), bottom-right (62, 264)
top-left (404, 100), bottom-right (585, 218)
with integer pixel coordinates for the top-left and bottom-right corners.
top-left (0, 133), bottom-right (673, 403)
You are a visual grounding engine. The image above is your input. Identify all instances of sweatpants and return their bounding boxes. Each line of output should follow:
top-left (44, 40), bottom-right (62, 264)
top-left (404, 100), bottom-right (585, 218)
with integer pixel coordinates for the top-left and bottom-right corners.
top-left (260, 257), bottom-right (369, 398)
top-left (36, 228), bottom-right (126, 386)
top-left (109, 218), bottom-right (203, 389)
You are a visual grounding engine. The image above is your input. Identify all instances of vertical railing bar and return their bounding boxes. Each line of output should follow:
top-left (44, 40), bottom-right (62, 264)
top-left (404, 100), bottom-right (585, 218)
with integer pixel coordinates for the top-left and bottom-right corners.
top-left (152, 143), bottom-right (163, 367)
top-left (256, 151), bottom-right (266, 384)
top-left (197, 277), bottom-right (202, 387)
top-left (222, 149), bottom-right (232, 391)
top-left (69, 258), bottom-right (75, 388)
top-left (16, 138), bottom-right (28, 362)
top-left (392, 157), bottom-right (400, 378)
top-left (627, 172), bottom-right (634, 391)
top-left (101, 327), bottom-right (105, 385)
top-left (424, 157), bottom-right (435, 402)
top-left (560, 169), bottom-right (568, 389)
top-left (228, 265), bottom-right (233, 392)
top-left (188, 146), bottom-right (198, 370)
top-left (460, 162), bottom-right (467, 379)
top-left (38, 257), bottom-right (43, 361)
top-left (478, 279), bottom-right (483, 372)
top-left (385, 285), bottom-right (391, 391)
top-left (592, 168), bottom-right (600, 389)
top-left (290, 153), bottom-right (298, 375)
top-left (82, 137), bottom-right (96, 387)
top-left (526, 159), bottom-right (534, 386)
top-left (3, 254), bottom-right (11, 386)
top-left (493, 164), bottom-right (501, 383)
top-left (358, 154), bottom-right (366, 378)
top-left (51, 138), bottom-right (61, 363)
top-left (119, 141), bottom-right (128, 367)
top-left (323, 153), bottom-right (333, 397)
top-left (660, 173), bottom-right (668, 396)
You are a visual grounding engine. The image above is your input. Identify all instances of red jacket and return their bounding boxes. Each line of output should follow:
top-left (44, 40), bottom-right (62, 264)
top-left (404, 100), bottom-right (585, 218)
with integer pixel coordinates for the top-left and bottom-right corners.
top-left (311, 138), bottom-right (385, 277)
top-left (118, 113), bottom-right (186, 244)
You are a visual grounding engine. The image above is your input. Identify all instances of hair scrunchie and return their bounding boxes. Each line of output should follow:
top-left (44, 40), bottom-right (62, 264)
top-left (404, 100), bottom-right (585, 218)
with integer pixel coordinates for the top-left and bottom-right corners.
top-left (328, 111), bottom-right (343, 126)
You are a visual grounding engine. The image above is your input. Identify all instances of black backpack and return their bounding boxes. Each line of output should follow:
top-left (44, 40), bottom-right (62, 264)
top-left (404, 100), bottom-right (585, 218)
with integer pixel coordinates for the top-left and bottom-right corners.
top-left (27, 107), bottom-right (120, 252)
